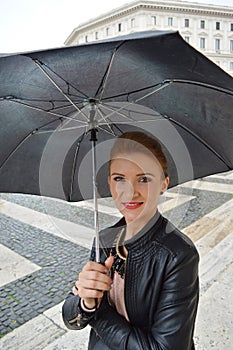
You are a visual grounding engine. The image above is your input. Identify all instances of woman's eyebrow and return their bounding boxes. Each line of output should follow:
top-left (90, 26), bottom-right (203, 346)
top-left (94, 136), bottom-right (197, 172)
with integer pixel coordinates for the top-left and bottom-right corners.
top-left (110, 172), bottom-right (156, 177)
top-left (136, 172), bottom-right (156, 177)
top-left (110, 172), bottom-right (125, 176)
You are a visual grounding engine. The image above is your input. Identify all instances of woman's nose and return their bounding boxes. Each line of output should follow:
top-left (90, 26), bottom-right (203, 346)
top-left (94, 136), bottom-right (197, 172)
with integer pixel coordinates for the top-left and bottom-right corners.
top-left (116, 180), bottom-right (139, 199)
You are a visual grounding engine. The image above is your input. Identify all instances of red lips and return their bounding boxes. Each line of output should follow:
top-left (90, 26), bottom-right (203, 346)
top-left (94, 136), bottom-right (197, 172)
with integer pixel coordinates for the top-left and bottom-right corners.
top-left (122, 202), bottom-right (143, 209)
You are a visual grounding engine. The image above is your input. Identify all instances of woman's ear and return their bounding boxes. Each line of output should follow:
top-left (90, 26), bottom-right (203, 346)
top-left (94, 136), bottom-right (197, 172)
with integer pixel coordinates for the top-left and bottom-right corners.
top-left (161, 176), bottom-right (169, 194)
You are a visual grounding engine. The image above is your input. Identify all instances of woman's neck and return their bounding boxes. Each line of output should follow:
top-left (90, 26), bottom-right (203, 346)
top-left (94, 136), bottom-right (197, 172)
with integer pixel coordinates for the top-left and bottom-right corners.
top-left (124, 210), bottom-right (158, 241)
top-left (125, 219), bottom-right (146, 240)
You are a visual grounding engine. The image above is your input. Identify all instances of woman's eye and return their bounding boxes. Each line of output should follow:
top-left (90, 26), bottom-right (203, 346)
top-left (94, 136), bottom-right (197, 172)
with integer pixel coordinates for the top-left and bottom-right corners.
top-left (113, 176), bottom-right (125, 182)
top-left (139, 176), bottom-right (152, 183)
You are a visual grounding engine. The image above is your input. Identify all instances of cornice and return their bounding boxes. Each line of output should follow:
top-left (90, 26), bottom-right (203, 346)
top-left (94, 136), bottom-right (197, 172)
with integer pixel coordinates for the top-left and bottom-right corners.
top-left (65, 0), bottom-right (233, 43)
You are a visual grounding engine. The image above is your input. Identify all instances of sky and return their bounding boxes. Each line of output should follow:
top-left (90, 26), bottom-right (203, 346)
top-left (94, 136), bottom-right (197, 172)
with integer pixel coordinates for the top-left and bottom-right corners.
top-left (0, 0), bottom-right (233, 53)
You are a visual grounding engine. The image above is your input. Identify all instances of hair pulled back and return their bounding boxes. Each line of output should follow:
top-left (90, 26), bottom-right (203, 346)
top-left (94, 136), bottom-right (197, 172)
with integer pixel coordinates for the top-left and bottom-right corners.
top-left (110, 131), bottom-right (168, 178)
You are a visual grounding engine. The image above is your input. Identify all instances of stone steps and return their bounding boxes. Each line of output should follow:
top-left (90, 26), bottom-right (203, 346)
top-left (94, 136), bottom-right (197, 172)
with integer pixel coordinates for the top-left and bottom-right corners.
top-left (183, 197), bottom-right (233, 251)
top-left (198, 227), bottom-right (233, 291)
top-left (182, 198), bottom-right (233, 291)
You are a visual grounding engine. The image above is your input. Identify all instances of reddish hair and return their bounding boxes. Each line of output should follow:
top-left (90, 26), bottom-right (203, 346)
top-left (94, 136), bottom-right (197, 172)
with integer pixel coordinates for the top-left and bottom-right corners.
top-left (110, 131), bottom-right (168, 178)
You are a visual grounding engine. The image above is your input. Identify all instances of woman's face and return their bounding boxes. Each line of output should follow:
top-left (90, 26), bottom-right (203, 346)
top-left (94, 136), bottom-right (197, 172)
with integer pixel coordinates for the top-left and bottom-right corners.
top-left (108, 152), bottom-right (169, 226)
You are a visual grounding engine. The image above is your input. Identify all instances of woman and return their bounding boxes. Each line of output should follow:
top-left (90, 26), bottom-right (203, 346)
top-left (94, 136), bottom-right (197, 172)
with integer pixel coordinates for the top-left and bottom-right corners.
top-left (62, 131), bottom-right (199, 350)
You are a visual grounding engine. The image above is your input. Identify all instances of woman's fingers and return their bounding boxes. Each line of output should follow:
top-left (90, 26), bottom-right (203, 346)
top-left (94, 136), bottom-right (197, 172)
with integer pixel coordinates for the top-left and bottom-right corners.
top-left (83, 261), bottom-right (108, 273)
top-left (105, 255), bottom-right (114, 271)
top-left (73, 259), bottom-right (113, 300)
top-left (72, 285), bottom-right (79, 296)
top-left (78, 270), bottom-right (112, 291)
top-left (78, 279), bottom-right (111, 292)
top-left (78, 288), bottom-right (104, 299)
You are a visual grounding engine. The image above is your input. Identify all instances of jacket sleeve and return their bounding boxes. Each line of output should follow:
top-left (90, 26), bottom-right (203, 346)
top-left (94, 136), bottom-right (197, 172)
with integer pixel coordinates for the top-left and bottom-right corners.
top-left (62, 292), bottom-right (96, 330)
top-left (89, 247), bottom-right (199, 350)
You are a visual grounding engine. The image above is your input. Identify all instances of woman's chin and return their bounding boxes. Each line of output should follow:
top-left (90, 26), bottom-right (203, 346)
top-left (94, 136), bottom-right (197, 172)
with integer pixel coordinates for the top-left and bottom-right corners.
top-left (122, 209), bottom-right (145, 225)
top-left (123, 208), bottom-right (157, 227)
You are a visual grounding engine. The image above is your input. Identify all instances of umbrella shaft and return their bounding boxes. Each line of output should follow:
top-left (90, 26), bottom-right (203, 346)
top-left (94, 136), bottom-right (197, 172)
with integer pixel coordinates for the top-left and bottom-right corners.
top-left (91, 138), bottom-right (100, 262)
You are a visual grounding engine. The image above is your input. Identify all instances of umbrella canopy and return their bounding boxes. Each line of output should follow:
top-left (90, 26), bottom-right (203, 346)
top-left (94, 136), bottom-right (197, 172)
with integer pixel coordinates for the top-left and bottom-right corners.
top-left (0, 30), bottom-right (233, 203)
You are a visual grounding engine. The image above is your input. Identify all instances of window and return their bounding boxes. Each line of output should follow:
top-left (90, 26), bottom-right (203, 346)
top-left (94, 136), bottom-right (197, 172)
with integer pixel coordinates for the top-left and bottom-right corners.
top-left (168, 17), bottom-right (173, 27)
top-left (106, 27), bottom-right (109, 36)
top-left (216, 22), bottom-right (220, 30)
top-left (231, 23), bottom-right (233, 31)
top-left (118, 23), bottom-right (122, 32)
top-left (215, 39), bottom-right (220, 51)
top-left (85, 35), bottom-right (88, 43)
top-left (200, 37), bottom-right (205, 49)
top-left (185, 19), bottom-right (189, 28)
top-left (151, 16), bottom-right (156, 25)
top-left (131, 18), bottom-right (135, 28)
top-left (230, 40), bottom-right (233, 52)
top-left (230, 62), bottom-right (233, 71)
top-left (95, 32), bottom-right (98, 40)
top-left (185, 36), bottom-right (190, 43)
top-left (200, 20), bottom-right (205, 29)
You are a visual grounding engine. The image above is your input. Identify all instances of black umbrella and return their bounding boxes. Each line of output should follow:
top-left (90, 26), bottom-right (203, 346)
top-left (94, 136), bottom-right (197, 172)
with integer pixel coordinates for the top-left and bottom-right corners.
top-left (0, 30), bottom-right (233, 260)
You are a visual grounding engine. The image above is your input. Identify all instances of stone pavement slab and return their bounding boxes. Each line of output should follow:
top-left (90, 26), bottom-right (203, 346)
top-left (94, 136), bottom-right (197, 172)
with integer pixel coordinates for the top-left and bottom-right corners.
top-left (43, 327), bottom-right (90, 350)
top-left (0, 200), bottom-right (94, 248)
top-left (181, 179), bottom-right (233, 194)
top-left (0, 301), bottom-right (90, 350)
top-left (43, 303), bottom-right (90, 350)
top-left (194, 259), bottom-right (233, 349)
top-left (183, 198), bottom-right (233, 256)
top-left (198, 230), bottom-right (233, 293)
top-left (0, 313), bottom-right (66, 350)
top-left (0, 244), bottom-right (40, 287)
top-left (0, 214), bottom-right (90, 337)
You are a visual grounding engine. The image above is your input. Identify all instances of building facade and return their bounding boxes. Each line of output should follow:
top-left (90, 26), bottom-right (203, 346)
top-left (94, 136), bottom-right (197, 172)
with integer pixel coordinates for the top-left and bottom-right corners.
top-left (64, 0), bottom-right (233, 76)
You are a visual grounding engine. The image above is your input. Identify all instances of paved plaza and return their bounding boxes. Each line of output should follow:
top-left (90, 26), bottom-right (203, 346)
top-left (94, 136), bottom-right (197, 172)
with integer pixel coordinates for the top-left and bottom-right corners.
top-left (0, 171), bottom-right (233, 349)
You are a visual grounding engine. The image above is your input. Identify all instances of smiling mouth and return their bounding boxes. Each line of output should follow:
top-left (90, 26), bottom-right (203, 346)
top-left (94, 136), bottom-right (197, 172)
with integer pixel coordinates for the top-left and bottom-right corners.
top-left (122, 202), bottom-right (143, 209)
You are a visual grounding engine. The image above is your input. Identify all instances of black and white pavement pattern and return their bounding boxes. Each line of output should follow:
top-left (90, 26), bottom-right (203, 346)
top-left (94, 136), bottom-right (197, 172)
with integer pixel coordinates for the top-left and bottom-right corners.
top-left (0, 171), bottom-right (233, 349)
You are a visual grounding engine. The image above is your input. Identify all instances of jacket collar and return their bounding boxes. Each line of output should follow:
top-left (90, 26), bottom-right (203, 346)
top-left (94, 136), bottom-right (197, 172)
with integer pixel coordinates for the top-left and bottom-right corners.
top-left (100, 211), bottom-right (163, 253)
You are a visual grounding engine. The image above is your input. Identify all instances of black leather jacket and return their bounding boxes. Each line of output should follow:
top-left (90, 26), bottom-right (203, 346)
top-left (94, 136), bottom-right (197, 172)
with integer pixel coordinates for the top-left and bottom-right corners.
top-left (62, 213), bottom-right (199, 350)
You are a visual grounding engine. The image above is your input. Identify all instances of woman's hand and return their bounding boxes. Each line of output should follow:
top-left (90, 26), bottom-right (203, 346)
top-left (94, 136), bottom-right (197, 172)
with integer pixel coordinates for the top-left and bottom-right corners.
top-left (72, 256), bottom-right (114, 309)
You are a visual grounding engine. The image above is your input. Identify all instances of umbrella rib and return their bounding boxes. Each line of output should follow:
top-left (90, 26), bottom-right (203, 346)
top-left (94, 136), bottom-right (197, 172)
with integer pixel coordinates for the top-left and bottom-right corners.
top-left (169, 79), bottom-right (233, 96)
top-left (97, 124), bottom-right (117, 137)
top-left (99, 119), bottom-right (160, 125)
top-left (23, 99), bottom-right (84, 112)
top-left (100, 102), bottom-right (138, 122)
top-left (101, 79), bottom-right (233, 102)
top-left (2, 96), bottom-right (83, 113)
top-left (35, 124), bottom-right (86, 134)
top-left (32, 59), bottom-right (89, 122)
top-left (0, 119), bottom-right (64, 170)
top-left (96, 106), bottom-right (117, 135)
top-left (5, 98), bottom-right (88, 125)
top-left (134, 80), bottom-right (233, 104)
top-left (134, 81), bottom-right (172, 103)
top-left (101, 101), bottom-right (161, 121)
top-left (101, 81), bottom-right (170, 101)
top-left (69, 133), bottom-right (85, 201)
top-left (27, 57), bottom-right (90, 100)
top-left (165, 115), bottom-right (232, 170)
top-left (52, 101), bottom-right (83, 112)
top-left (95, 47), bottom-right (117, 100)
